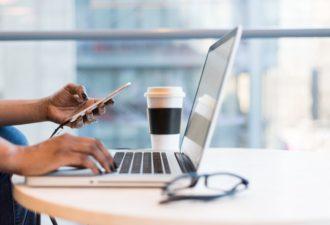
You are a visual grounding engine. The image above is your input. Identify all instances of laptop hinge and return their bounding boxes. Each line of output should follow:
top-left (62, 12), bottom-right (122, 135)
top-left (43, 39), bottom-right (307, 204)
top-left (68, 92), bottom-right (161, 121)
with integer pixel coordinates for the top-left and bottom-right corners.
top-left (174, 152), bottom-right (196, 173)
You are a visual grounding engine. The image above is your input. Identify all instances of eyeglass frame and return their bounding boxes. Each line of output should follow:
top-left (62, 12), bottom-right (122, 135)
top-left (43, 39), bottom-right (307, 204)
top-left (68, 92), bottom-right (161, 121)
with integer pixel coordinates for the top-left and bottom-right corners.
top-left (160, 172), bottom-right (249, 204)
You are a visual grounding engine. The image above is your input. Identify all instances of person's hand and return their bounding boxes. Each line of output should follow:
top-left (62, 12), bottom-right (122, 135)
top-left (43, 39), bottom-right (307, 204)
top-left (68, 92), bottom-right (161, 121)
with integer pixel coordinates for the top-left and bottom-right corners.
top-left (11, 133), bottom-right (116, 176)
top-left (45, 83), bottom-right (114, 128)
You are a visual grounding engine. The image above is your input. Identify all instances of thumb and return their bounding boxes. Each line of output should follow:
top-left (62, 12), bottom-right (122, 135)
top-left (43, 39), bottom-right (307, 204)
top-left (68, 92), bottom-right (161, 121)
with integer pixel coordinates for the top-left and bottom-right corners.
top-left (65, 83), bottom-right (89, 103)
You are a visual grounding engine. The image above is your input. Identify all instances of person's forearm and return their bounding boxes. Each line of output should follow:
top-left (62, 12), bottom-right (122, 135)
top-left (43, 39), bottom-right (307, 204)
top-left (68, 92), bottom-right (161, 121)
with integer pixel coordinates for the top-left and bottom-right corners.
top-left (0, 99), bottom-right (48, 126)
top-left (0, 138), bottom-right (20, 174)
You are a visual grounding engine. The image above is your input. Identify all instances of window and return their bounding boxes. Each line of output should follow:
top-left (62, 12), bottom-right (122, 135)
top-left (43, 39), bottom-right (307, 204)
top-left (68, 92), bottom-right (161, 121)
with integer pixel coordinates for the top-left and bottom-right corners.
top-left (0, 0), bottom-right (330, 151)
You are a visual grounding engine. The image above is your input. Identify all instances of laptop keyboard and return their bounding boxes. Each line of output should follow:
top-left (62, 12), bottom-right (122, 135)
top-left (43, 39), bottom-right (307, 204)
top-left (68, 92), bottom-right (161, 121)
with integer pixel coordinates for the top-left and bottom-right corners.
top-left (143, 152), bottom-right (152, 173)
top-left (131, 152), bottom-right (142, 173)
top-left (161, 152), bottom-right (171, 174)
top-left (113, 152), bottom-right (125, 167)
top-left (119, 152), bottom-right (133, 173)
top-left (114, 152), bottom-right (171, 174)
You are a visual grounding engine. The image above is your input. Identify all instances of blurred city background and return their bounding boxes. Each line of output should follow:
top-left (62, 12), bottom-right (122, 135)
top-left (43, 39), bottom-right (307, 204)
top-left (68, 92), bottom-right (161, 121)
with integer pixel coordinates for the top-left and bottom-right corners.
top-left (1, 0), bottom-right (330, 153)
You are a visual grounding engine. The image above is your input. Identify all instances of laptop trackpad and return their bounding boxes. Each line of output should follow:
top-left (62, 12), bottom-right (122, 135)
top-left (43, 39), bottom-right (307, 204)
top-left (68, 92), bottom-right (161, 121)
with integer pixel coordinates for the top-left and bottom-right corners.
top-left (48, 167), bottom-right (96, 177)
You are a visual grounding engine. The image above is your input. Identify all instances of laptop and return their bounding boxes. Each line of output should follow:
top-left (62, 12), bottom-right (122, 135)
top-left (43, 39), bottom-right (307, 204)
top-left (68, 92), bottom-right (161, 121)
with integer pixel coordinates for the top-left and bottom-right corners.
top-left (26, 26), bottom-right (242, 187)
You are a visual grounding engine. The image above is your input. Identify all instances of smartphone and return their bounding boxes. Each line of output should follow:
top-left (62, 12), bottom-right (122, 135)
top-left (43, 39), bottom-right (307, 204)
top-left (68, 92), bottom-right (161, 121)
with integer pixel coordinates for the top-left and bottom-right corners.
top-left (67, 82), bottom-right (131, 123)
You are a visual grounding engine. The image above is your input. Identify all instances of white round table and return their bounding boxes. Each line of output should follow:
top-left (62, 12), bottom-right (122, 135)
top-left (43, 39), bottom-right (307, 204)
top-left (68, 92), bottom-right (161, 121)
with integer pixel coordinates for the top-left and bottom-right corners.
top-left (13, 149), bottom-right (330, 225)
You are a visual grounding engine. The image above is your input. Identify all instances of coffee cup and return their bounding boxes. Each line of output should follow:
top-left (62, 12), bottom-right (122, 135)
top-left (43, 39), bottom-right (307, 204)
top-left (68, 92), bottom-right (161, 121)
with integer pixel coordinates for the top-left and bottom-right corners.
top-left (144, 87), bottom-right (185, 151)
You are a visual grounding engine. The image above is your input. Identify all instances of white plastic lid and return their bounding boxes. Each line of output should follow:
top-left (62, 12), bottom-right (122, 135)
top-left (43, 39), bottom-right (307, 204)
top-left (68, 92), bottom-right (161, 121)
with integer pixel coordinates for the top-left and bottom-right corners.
top-left (144, 87), bottom-right (185, 98)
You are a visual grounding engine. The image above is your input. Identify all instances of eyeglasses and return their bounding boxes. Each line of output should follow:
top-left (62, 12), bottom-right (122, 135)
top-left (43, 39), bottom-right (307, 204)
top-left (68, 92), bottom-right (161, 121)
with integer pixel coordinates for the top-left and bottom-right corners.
top-left (160, 172), bottom-right (249, 204)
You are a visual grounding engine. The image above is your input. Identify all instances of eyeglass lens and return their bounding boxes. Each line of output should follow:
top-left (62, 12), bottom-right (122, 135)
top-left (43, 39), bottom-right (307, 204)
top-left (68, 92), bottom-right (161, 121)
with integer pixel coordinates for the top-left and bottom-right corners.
top-left (205, 174), bottom-right (245, 191)
top-left (166, 175), bottom-right (195, 193)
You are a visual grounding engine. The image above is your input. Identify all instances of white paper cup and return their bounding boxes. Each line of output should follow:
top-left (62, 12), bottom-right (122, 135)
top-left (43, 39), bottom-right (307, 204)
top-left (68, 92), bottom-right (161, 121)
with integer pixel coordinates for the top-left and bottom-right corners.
top-left (144, 87), bottom-right (185, 151)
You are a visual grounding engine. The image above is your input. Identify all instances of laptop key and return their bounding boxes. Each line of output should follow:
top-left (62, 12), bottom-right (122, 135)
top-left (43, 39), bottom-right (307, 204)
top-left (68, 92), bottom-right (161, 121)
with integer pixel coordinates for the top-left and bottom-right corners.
top-left (131, 152), bottom-right (142, 174)
top-left (119, 152), bottom-right (133, 173)
top-left (161, 153), bottom-right (171, 174)
top-left (143, 152), bottom-right (152, 174)
top-left (113, 152), bottom-right (125, 168)
top-left (153, 152), bottom-right (163, 174)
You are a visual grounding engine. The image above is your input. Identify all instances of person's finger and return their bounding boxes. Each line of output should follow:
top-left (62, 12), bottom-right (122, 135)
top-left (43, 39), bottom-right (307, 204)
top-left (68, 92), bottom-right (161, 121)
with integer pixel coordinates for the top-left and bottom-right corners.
top-left (82, 110), bottom-right (97, 125)
top-left (73, 94), bottom-right (84, 103)
top-left (82, 116), bottom-right (93, 125)
top-left (95, 104), bottom-right (106, 116)
top-left (94, 138), bottom-right (115, 169)
top-left (66, 84), bottom-right (88, 103)
top-left (91, 102), bottom-right (105, 116)
top-left (81, 156), bottom-right (100, 175)
top-left (85, 117), bottom-right (97, 125)
top-left (104, 99), bottom-right (114, 106)
top-left (74, 138), bottom-right (111, 173)
top-left (84, 99), bottom-right (100, 112)
top-left (76, 85), bottom-right (88, 101)
top-left (86, 110), bottom-right (95, 122)
top-left (99, 106), bottom-right (106, 115)
top-left (82, 115), bottom-right (88, 124)
top-left (76, 118), bottom-right (84, 128)
top-left (70, 116), bottom-right (84, 128)
top-left (86, 98), bottom-right (98, 107)
top-left (68, 153), bottom-right (100, 175)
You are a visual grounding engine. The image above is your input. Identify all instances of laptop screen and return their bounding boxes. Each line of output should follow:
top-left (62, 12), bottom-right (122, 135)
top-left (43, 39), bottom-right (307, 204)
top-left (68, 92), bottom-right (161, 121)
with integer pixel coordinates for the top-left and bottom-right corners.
top-left (181, 28), bottom-right (241, 168)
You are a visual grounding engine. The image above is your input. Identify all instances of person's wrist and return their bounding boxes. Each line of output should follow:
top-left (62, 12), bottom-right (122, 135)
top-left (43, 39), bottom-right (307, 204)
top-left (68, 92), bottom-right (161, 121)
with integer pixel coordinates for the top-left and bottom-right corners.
top-left (39, 97), bottom-right (51, 122)
top-left (10, 145), bottom-right (40, 176)
top-left (6, 144), bottom-right (27, 175)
